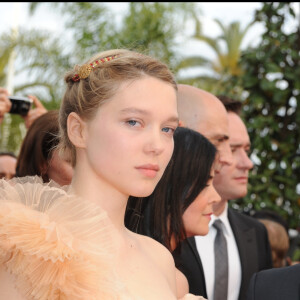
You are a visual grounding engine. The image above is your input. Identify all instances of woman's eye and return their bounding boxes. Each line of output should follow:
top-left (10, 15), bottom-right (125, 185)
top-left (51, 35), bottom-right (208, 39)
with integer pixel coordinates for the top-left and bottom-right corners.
top-left (162, 127), bottom-right (175, 135)
top-left (127, 120), bottom-right (139, 127)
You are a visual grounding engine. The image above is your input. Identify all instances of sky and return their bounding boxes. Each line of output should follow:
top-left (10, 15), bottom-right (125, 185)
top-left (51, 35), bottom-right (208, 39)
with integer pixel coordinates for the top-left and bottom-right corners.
top-left (0, 2), bottom-right (299, 81)
top-left (0, 2), bottom-right (264, 32)
top-left (2, 3), bottom-right (299, 46)
top-left (1, 2), bottom-right (267, 51)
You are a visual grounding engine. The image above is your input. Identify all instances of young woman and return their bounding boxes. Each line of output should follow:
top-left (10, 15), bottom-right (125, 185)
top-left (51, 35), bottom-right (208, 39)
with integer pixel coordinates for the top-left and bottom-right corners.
top-left (126, 127), bottom-right (220, 297)
top-left (0, 49), bottom-right (203, 299)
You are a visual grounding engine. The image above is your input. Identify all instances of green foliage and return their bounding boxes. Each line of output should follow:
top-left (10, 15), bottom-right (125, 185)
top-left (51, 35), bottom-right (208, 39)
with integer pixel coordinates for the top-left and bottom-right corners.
top-left (29, 2), bottom-right (197, 68)
top-left (118, 2), bottom-right (198, 70)
top-left (228, 2), bottom-right (300, 229)
top-left (293, 248), bottom-right (300, 261)
top-left (0, 28), bottom-right (70, 99)
top-left (0, 28), bottom-right (70, 153)
top-left (2, 2), bottom-right (197, 153)
top-left (176, 15), bottom-right (254, 94)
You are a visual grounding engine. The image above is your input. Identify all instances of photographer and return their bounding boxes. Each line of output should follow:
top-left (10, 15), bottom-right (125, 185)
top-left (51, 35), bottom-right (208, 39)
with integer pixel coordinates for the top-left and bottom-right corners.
top-left (0, 87), bottom-right (47, 128)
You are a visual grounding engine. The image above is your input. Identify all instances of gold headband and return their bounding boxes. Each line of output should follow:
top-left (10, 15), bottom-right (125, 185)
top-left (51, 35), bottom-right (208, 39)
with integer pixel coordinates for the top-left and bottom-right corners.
top-left (71, 54), bottom-right (119, 82)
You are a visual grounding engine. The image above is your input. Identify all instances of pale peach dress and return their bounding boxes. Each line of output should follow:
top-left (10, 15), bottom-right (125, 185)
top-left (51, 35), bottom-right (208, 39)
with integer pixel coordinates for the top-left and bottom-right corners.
top-left (0, 176), bottom-right (204, 300)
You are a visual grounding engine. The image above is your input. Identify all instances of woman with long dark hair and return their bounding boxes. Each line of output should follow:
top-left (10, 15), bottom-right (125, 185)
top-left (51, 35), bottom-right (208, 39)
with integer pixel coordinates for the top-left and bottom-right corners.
top-left (126, 127), bottom-right (220, 296)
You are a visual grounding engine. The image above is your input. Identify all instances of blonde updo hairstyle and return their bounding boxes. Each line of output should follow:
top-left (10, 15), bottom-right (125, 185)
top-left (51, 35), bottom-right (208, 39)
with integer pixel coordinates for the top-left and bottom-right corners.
top-left (58, 49), bottom-right (177, 167)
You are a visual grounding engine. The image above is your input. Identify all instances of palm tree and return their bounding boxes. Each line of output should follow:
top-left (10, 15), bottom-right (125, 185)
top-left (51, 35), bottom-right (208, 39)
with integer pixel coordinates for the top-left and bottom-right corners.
top-left (175, 17), bottom-right (254, 93)
top-left (0, 28), bottom-right (70, 153)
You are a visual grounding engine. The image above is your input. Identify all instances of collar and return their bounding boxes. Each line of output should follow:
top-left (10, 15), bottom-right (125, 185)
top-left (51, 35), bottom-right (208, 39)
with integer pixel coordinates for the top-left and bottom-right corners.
top-left (209, 202), bottom-right (231, 237)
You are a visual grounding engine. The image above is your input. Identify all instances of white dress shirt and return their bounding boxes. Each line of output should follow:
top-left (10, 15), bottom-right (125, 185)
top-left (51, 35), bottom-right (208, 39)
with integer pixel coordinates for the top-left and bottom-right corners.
top-left (195, 203), bottom-right (241, 300)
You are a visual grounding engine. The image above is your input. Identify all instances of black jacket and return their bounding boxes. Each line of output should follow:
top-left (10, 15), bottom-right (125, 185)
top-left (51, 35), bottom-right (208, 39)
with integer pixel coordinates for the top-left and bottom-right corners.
top-left (246, 264), bottom-right (300, 300)
top-left (172, 208), bottom-right (273, 300)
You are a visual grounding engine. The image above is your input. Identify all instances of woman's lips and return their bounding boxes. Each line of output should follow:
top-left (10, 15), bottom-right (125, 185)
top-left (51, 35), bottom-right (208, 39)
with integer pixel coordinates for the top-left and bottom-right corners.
top-left (203, 212), bottom-right (213, 220)
top-left (135, 164), bottom-right (160, 178)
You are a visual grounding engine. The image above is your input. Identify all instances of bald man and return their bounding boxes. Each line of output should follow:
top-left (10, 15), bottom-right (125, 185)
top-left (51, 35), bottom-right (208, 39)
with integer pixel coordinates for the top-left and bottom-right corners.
top-left (177, 85), bottom-right (233, 168)
top-left (172, 87), bottom-right (272, 300)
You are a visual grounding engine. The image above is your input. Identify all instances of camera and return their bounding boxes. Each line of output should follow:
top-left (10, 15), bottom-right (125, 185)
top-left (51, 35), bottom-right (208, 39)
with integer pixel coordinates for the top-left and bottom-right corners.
top-left (9, 96), bottom-right (33, 116)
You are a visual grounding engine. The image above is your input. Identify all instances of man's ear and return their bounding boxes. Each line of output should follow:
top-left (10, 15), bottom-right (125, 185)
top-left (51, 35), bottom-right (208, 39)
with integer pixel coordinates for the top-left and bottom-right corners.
top-left (178, 120), bottom-right (185, 127)
top-left (67, 112), bottom-right (87, 148)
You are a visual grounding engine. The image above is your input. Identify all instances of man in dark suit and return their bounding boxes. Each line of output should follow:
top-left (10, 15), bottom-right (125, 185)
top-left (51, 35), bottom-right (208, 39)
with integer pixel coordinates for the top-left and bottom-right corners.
top-left (246, 264), bottom-right (300, 300)
top-left (173, 210), bottom-right (272, 300)
top-left (173, 88), bottom-right (272, 300)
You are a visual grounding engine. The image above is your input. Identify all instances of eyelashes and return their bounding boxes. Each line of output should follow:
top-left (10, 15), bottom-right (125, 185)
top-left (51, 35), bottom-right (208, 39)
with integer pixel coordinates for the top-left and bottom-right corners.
top-left (127, 120), bottom-right (141, 127)
top-left (125, 119), bottom-right (177, 136)
top-left (162, 127), bottom-right (176, 137)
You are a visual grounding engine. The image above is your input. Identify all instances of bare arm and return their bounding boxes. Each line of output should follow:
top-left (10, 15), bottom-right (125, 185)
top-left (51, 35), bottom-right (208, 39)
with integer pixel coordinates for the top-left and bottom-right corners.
top-left (0, 88), bottom-right (11, 124)
top-left (176, 269), bottom-right (206, 300)
top-left (23, 94), bottom-right (47, 129)
top-left (0, 88), bottom-right (47, 129)
top-left (176, 268), bottom-right (189, 298)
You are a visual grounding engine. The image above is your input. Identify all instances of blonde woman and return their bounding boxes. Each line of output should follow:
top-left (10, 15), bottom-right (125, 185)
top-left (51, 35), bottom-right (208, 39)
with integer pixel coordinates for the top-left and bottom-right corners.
top-left (0, 49), bottom-right (203, 299)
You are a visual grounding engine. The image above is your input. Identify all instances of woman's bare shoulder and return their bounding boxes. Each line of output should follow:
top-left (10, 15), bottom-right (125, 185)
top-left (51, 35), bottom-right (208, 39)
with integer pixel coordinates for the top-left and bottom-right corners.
top-left (130, 231), bottom-right (177, 291)
top-left (134, 232), bottom-right (174, 265)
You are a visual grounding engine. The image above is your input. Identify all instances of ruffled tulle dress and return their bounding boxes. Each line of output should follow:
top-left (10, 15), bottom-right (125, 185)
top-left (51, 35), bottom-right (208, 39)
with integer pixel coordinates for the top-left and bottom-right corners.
top-left (0, 176), bottom-right (205, 300)
top-left (0, 176), bottom-right (134, 300)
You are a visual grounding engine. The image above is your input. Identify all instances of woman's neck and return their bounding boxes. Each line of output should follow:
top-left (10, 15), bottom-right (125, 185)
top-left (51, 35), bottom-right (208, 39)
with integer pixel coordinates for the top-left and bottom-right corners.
top-left (71, 164), bottom-right (129, 231)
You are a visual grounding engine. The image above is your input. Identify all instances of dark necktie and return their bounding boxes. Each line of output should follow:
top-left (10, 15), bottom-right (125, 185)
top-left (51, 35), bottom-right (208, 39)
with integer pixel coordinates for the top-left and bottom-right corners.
top-left (213, 219), bottom-right (228, 300)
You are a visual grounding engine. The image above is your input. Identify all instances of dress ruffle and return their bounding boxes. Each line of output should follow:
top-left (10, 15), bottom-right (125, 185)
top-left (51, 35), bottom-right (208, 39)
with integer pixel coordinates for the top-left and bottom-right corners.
top-left (0, 176), bottom-right (130, 300)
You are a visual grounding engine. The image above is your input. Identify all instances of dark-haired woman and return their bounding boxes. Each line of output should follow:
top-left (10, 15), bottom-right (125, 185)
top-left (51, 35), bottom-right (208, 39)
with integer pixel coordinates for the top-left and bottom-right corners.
top-left (16, 110), bottom-right (73, 186)
top-left (126, 126), bottom-right (220, 298)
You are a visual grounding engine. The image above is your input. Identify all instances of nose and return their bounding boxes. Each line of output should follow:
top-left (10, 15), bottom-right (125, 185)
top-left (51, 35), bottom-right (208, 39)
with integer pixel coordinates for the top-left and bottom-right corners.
top-left (218, 141), bottom-right (233, 167)
top-left (237, 150), bottom-right (254, 170)
top-left (208, 184), bottom-right (221, 204)
top-left (143, 129), bottom-right (165, 156)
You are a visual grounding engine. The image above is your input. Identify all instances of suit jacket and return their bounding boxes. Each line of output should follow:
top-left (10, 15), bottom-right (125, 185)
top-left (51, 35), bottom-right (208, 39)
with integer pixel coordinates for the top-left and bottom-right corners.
top-left (246, 264), bottom-right (300, 300)
top-left (172, 208), bottom-right (273, 300)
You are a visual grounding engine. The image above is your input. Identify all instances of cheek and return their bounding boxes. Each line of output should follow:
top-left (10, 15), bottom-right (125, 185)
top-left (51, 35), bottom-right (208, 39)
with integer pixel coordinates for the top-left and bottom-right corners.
top-left (161, 139), bottom-right (174, 171)
top-left (87, 126), bottom-right (138, 180)
top-left (213, 173), bottom-right (224, 187)
top-left (182, 209), bottom-right (206, 237)
top-left (183, 200), bottom-right (206, 233)
top-left (193, 192), bottom-right (209, 212)
top-left (214, 166), bottom-right (230, 185)
top-left (89, 124), bottom-right (123, 157)
top-left (182, 210), bottom-right (193, 236)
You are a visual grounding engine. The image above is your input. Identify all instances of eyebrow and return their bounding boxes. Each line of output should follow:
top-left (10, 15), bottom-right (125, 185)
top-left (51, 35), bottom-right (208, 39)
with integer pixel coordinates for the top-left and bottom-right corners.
top-left (230, 142), bottom-right (251, 148)
top-left (120, 108), bottom-right (149, 115)
top-left (120, 108), bottom-right (179, 124)
top-left (213, 134), bottom-right (229, 140)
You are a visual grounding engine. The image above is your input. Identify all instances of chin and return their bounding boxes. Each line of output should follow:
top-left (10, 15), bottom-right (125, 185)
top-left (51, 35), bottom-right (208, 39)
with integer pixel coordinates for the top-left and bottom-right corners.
top-left (201, 228), bottom-right (209, 236)
top-left (188, 228), bottom-right (208, 237)
top-left (238, 189), bottom-right (248, 198)
top-left (130, 186), bottom-right (156, 198)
